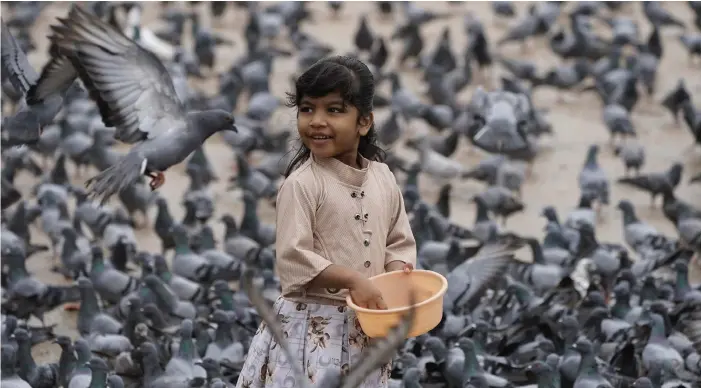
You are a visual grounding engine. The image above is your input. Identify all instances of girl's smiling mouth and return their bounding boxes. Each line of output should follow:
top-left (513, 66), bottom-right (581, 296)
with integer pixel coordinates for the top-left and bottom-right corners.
top-left (307, 133), bottom-right (335, 146)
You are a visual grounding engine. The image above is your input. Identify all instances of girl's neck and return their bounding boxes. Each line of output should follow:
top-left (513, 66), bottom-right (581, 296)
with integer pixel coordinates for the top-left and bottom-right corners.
top-left (329, 150), bottom-right (364, 170)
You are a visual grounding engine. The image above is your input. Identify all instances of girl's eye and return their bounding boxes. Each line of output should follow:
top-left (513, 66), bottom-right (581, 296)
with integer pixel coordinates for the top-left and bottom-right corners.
top-left (328, 107), bottom-right (343, 113)
top-left (299, 107), bottom-right (312, 113)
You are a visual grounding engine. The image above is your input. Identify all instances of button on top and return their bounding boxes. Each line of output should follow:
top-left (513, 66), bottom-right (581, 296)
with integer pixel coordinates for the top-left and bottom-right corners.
top-left (351, 192), bottom-right (357, 198)
top-left (360, 191), bottom-right (365, 198)
top-left (364, 261), bottom-right (371, 268)
top-left (363, 239), bottom-right (370, 247)
top-left (364, 213), bottom-right (368, 219)
top-left (354, 214), bottom-right (361, 220)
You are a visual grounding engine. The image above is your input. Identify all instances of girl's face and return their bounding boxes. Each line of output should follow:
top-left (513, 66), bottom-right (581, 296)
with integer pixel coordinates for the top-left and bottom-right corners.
top-left (297, 92), bottom-right (373, 168)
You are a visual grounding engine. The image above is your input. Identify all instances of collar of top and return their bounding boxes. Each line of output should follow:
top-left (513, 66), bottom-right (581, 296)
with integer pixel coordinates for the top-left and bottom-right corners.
top-left (312, 154), bottom-right (369, 188)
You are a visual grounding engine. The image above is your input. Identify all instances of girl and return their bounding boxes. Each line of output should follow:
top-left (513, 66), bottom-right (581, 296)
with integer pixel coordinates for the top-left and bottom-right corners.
top-left (236, 56), bottom-right (417, 387)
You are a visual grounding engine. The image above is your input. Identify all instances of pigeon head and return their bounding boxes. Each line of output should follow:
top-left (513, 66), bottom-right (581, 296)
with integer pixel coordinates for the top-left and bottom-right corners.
top-left (632, 377), bottom-right (653, 388)
top-left (61, 226), bottom-right (77, 239)
top-left (90, 244), bottom-right (103, 260)
top-left (88, 357), bottom-right (109, 372)
top-left (12, 328), bottom-right (29, 342)
top-left (179, 319), bottom-right (194, 338)
top-left (540, 206), bottom-right (559, 222)
top-left (73, 187), bottom-right (89, 202)
top-left (242, 190), bottom-right (257, 204)
top-left (616, 199), bottom-right (634, 212)
top-left (616, 269), bottom-right (636, 287)
top-left (673, 260), bottom-right (689, 273)
top-left (558, 315), bottom-right (579, 332)
top-left (613, 282), bottom-right (630, 299)
top-left (525, 360), bottom-right (551, 377)
top-left (135, 342), bottom-right (159, 361)
top-left (155, 196), bottom-right (168, 207)
top-left (211, 280), bottom-right (231, 294)
top-left (143, 274), bottom-right (164, 289)
top-left (53, 335), bottom-right (72, 348)
top-left (571, 338), bottom-right (593, 355)
top-left (152, 255), bottom-right (169, 274)
top-left (584, 144), bottom-right (599, 165)
top-left (457, 338), bottom-right (477, 355)
top-left (134, 251), bottom-right (152, 266)
top-left (210, 309), bottom-right (232, 324)
top-left (169, 224), bottom-right (189, 244)
top-left (422, 336), bottom-right (446, 354)
top-left (194, 109), bottom-right (238, 134)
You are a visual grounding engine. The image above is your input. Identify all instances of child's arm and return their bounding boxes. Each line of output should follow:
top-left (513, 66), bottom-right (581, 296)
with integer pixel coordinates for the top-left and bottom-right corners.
top-left (385, 180), bottom-right (418, 272)
top-left (275, 178), bottom-right (335, 294)
top-left (307, 264), bottom-right (364, 290)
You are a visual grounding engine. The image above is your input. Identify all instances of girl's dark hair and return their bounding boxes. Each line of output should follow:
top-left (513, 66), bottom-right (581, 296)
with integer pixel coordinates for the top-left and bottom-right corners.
top-left (283, 55), bottom-right (386, 177)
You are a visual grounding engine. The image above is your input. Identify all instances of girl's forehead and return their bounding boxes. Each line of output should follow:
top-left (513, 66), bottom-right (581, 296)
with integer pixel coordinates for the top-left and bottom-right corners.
top-left (300, 91), bottom-right (346, 105)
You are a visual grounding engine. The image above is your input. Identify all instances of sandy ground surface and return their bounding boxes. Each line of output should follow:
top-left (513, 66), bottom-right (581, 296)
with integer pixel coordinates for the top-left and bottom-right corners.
top-left (3, 1), bottom-right (701, 364)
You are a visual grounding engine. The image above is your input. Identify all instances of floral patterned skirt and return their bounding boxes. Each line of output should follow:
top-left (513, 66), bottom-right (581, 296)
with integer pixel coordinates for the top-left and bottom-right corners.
top-left (235, 297), bottom-right (391, 388)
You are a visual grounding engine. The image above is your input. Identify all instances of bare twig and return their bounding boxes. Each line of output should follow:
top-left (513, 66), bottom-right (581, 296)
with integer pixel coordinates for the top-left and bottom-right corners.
top-left (341, 289), bottom-right (417, 388)
top-left (241, 268), bottom-right (310, 388)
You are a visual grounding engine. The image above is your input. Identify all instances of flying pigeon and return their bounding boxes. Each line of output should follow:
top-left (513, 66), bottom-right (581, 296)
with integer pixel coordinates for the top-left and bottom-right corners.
top-left (39, 5), bottom-right (237, 203)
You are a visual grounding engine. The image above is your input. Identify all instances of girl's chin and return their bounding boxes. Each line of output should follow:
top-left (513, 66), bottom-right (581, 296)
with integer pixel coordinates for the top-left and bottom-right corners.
top-left (307, 142), bottom-right (336, 156)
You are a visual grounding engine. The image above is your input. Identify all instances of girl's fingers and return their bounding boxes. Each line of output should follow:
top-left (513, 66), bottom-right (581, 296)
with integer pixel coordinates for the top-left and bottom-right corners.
top-left (376, 297), bottom-right (388, 310)
top-left (403, 262), bottom-right (414, 273)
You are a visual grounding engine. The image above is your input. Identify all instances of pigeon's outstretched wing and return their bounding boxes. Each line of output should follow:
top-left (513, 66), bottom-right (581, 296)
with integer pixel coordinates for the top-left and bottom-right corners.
top-left (1, 18), bottom-right (39, 94)
top-left (48, 5), bottom-right (187, 144)
top-left (25, 43), bottom-right (78, 104)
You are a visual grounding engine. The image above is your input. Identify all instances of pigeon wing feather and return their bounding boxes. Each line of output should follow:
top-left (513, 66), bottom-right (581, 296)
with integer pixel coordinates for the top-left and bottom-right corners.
top-left (1, 18), bottom-right (39, 94)
top-left (49, 6), bottom-right (186, 144)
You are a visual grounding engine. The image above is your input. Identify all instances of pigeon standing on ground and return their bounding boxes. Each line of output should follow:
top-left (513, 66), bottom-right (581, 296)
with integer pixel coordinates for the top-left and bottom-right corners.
top-left (31, 6), bottom-right (238, 203)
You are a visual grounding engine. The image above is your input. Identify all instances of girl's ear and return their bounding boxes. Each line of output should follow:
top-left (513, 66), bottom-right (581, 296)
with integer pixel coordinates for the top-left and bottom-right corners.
top-left (358, 112), bottom-right (374, 136)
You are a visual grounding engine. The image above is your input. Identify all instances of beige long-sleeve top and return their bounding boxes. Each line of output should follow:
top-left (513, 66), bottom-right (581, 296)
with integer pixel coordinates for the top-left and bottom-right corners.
top-left (275, 154), bottom-right (417, 305)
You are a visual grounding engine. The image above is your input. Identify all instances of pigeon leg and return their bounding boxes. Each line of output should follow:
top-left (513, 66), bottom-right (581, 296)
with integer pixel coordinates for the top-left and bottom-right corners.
top-left (147, 171), bottom-right (166, 191)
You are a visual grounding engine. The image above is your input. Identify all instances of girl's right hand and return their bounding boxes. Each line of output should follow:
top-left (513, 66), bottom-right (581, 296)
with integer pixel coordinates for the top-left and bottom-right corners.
top-left (349, 277), bottom-right (388, 310)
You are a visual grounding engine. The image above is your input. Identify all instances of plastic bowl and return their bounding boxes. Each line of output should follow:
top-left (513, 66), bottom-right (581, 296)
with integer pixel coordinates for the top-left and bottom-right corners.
top-left (346, 270), bottom-right (448, 338)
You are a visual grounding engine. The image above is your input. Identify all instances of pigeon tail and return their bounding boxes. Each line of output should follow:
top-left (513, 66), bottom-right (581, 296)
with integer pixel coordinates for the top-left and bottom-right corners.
top-left (46, 284), bottom-right (82, 308)
top-left (85, 151), bottom-right (147, 205)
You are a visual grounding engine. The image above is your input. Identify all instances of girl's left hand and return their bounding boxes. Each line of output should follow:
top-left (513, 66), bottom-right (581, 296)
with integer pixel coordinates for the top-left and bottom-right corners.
top-left (401, 262), bottom-right (414, 274)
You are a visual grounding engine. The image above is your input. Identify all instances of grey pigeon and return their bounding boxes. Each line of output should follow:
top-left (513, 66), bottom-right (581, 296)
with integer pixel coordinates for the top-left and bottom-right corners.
top-left (614, 140), bottom-right (645, 176)
top-left (41, 6), bottom-right (237, 203)
top-left (1, 344), bottom-right (32, 388)
top-left (602, 104), bottom-right (636, 143)
top-left (578, 145), bottom-right (610, 206)
top-left (616, 200), bottom-right (660, 251)
top-left (1, 20), bottom-right (76, 146)
top-left (617, 163), bottom-right (683, 206)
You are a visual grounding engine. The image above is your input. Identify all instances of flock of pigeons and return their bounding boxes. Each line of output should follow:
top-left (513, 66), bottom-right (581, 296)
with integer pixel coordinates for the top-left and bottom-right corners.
top-left (1, 1), bottom-right (701, 388)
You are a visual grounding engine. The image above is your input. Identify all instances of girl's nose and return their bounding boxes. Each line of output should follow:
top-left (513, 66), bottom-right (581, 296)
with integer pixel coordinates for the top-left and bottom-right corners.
top-left (309, 111), bottom-right (327, 127)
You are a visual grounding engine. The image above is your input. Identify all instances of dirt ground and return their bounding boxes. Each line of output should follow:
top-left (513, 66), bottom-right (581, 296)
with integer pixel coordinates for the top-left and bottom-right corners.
top-left (4, 1), bottom-right (700, 364)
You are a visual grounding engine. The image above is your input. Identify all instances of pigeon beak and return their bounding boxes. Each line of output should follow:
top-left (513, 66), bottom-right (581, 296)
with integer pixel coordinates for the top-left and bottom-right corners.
top-left (230, 124), bottom-right (239, 133)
